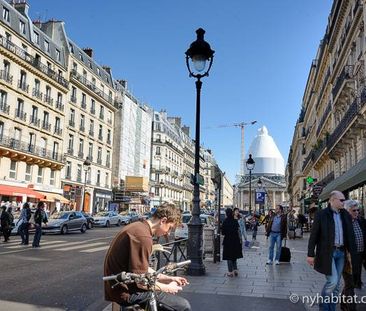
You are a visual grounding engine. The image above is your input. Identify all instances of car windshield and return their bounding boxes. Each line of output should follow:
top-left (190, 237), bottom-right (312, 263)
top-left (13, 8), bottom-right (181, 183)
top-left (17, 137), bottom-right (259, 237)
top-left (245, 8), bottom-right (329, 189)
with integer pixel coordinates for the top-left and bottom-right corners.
top-left (50, 212), bottom-right (69, 220)
top-left (96, 212), bottom-right (109, 217)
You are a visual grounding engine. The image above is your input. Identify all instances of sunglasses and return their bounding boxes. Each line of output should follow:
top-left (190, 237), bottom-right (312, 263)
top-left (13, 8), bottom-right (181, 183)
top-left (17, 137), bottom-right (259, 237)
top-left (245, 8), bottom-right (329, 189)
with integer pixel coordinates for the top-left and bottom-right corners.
top-left (352, 209), bottom-right (360, 212)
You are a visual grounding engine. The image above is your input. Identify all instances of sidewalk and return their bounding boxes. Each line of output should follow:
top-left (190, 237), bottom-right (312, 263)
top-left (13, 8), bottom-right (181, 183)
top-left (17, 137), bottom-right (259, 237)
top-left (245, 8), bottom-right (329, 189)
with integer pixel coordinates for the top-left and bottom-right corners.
top-left (105, 229), bottom-right (366, 311)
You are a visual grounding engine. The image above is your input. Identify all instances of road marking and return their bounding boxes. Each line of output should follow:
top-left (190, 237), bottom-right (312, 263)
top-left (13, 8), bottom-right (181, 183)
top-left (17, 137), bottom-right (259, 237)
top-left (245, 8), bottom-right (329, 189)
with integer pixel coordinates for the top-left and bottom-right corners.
top-left (80, 245), bottom-right (110, 253)
top-left (54, 242), bottom-right (106, 251)
top-left (5, 240), bottom-right (65, 249)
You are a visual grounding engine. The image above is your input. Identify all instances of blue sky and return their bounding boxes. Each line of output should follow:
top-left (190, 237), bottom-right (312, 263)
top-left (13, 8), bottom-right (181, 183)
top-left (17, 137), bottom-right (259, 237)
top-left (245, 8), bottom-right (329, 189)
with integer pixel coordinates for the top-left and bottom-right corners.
top-left (29, 0), bottom-right (333, 184)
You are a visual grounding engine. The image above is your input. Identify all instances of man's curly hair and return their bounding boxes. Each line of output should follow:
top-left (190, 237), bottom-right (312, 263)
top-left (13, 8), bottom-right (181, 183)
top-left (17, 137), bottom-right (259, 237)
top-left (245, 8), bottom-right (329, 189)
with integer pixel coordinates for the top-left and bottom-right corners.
top-left (152, 203), bottom-right (181, 224)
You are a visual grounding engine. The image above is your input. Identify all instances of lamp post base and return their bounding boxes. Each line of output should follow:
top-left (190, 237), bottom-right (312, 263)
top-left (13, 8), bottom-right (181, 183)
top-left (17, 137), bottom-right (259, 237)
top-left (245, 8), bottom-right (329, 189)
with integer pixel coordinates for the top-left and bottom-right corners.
top-left (186, 221), bottom-right (206, 276)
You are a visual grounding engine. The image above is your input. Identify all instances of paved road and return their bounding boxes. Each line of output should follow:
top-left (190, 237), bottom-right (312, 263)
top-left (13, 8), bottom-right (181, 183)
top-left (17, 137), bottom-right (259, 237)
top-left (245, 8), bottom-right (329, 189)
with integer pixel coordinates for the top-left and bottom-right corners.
top-left (0, 226), bottom-right (120, 311)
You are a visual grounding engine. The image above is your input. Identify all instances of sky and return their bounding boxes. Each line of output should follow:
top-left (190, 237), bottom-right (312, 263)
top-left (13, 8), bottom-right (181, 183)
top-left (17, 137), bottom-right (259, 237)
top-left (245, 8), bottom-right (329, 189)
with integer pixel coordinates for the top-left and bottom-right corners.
top-left (28, 0), bottom-right (333, 184)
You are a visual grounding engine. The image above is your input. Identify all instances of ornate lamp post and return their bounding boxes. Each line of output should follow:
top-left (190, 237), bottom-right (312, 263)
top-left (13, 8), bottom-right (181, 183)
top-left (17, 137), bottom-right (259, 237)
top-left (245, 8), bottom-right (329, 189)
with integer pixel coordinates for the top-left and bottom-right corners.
top-left (246, 154), bottom-right (255, 215)
top-left (81, 157), bottom-right (91, 212)
top-left (185, 28), bottom-right (214, 276)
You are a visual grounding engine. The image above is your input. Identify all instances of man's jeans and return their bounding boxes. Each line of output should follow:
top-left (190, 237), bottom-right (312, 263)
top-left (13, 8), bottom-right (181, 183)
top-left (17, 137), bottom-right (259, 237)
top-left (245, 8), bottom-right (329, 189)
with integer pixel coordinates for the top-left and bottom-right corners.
top-left (227, 260), bottom-right (238, 273)
top-left (19, 222), bottom-right (29, 244)
top-left (268, 232), bottom-right (282, 261)
top-left (320, 249), bottom-right (345, 311)
top-left (121, 291), bottom-right (191, 311)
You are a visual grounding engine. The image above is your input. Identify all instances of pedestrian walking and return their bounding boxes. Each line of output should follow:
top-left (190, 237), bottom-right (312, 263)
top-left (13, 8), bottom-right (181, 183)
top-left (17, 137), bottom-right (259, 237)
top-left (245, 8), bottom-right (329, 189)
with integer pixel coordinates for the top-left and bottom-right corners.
top-left (265, 205), bottom-right (287, 265)
top-left (344, 200), bottom-right (365, 288)
top-left (222, 208), bottom-right (243, 277)
top-left (0, 205), bottom-right (11, 242)
top-left (18, 202), bottom-right (32, 245)
top-left (233, 207), bottom-right (247, 243)
top-left (307, 190), bottom-right (356, 311)
top-left (251, 214), bottom-right (259, 241)
top-left (32, 201), bottom-right (48, 248)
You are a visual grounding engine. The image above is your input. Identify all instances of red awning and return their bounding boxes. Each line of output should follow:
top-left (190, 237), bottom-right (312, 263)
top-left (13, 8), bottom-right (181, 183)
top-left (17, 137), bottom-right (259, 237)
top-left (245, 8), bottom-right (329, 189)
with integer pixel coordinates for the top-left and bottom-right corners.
top-left (0, 185), bottom-right (45, 199)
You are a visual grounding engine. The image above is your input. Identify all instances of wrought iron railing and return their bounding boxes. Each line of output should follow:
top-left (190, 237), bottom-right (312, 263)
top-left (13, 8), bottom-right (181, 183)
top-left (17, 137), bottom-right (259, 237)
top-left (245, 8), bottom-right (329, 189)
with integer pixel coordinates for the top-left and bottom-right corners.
top-left (0, 70), bottom-right (12, 84)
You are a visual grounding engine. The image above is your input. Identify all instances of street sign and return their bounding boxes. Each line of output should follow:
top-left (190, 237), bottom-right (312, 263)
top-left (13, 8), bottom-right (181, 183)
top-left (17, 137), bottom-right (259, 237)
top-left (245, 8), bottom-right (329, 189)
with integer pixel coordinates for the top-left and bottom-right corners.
top-left (196, 173), bottom-right (204, 186)
top-left (255, 191), bottom-right (265, 204)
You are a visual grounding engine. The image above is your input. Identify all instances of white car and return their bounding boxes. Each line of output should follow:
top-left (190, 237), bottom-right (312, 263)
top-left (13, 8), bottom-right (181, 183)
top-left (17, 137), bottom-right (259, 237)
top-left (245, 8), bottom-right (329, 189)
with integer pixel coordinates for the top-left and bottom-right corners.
top-left (118, 213), bottom-right (131, 225)
top-left (174, 214), bottom-right (215, 240)
top-left (93, 211), bottom-right (121, 227)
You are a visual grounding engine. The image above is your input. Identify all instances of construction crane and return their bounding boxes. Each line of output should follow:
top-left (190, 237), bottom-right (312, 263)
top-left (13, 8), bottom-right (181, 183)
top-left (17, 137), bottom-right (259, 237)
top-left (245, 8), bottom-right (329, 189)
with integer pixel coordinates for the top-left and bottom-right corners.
top-left (209, 121), bottom-right (257, 176)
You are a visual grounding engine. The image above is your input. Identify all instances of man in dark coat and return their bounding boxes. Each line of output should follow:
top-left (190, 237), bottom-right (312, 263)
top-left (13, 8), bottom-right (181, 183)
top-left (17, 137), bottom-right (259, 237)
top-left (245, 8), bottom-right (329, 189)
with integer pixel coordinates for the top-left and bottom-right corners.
top-left (222, 208), bottom-right (243, 277)
top-left (265, 205), bottom-right (287, 265)
top-left (0, 205), bottom-right (11, 242)
top-left (307, 190), bottom-right (356, 311)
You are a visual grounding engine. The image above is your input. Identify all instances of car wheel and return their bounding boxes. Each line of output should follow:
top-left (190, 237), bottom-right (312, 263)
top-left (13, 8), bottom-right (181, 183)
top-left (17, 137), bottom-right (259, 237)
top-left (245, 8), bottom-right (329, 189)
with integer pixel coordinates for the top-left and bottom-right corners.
top-left (87, 221), bottom-right (93, 229)
top-left (105, 221), bottom-right (110, 228)
top-left (80, 224), bottom-right (87, 233)
top-left (116, 220), bottom-right (121, 227)
top-left (61, 225), bottom-right (68, 235)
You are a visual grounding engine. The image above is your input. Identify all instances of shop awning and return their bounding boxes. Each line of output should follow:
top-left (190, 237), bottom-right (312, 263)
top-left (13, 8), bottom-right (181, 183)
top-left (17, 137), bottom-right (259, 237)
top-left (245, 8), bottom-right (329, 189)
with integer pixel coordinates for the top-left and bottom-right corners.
top-left (39, 192), bottom-right (70, 204)
top-left (0, 185), bottom-right (45, 199)
top-left (319, 157), bottom-right (366, 201)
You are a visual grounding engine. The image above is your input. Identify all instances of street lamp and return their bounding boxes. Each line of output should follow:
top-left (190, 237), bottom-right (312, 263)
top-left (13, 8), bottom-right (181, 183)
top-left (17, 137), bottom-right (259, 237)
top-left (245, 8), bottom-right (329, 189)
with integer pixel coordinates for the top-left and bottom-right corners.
top-left (159, 180), bottom-right (164, 206)
top-left (246, 154), bottom-right (255, 215)
top-left (81, 157), bottom-right (91, 212)
top-left (185, 28), bottom-right (214, 276)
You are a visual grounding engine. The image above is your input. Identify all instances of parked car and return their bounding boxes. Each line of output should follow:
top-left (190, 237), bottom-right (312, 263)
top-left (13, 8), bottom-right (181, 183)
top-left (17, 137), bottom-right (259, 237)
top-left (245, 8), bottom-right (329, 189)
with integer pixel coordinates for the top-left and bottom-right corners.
top-left (93, 211), bottom-right (121, 227)
top-left (174, 214), bottom-right (215, 240)
top-left (118, 213), bottom-right (131, 225)
top-left (43, 211), bottom-right (87, 234)
top-left (128, 211), bottom-right (140, 223)
top-left (81, 211), bottom-right (94, 229)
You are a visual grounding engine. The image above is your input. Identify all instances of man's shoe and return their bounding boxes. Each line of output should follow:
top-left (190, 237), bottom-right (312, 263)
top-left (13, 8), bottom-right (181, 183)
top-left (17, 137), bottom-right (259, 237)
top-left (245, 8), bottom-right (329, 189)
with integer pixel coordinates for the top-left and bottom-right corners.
top-left (266, 260), bottom-right (273, 265)
top-left (275, 260), bottom-right (280, 265)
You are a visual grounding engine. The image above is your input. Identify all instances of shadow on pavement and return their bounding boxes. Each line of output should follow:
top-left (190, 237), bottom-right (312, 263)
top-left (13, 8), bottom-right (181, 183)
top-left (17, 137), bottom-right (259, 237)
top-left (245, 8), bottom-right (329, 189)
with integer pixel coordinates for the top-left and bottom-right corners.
top-left (180, 292), bottom-right (307, 311)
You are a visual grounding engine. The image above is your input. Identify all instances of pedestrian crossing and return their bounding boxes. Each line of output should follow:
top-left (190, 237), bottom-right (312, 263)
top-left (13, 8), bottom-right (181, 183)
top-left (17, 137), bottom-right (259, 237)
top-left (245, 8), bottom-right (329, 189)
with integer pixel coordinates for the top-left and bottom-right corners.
top-left (0, 238), bottom-right (111, 254)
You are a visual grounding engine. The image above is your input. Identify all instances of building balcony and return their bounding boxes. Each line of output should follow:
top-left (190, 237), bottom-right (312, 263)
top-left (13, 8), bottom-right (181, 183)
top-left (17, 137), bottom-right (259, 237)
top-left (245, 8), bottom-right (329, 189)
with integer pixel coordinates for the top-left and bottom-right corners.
top-left (106, 139), bottom-right (111, 145)
top-left (69, 120), bottom-right (75, 128)
top-left (17, 80), bottom-right (29, 93)
top-left (107, 118), bottom-right (112, 125)
top-left (70, 69), bottom-right (113, 105)
top-left (0, 135), bottom-right (64, 169)
top-left (89, 130), bottom-right (94, 137)
top-left (106, 161), bottom-right (110, 168)
top-left (81, 102), bottom-right (87, 109)
top-left (90, 107), bottom-right (95, 115)
top-left (77, 176), bottom-right (82, 183)
top-left (0, 70), bottom-right (13, 84)
top-left (96, 182), bottom-right (101, 187)
top-left (78, 151), bottom-right (84, 158)
top-left (15, 109), bottom-right (26, 122)
top-left (332, 66), bottom-right (354, 103)
top-left (67, 148), bottom-right (74, 156)
top-left (316, 101), bottom-right (332, 136)
top-left (65, 174), bottom-right (72, 180)
top-left (97, 158), bottom-right (102, 165)
top-left (44, 95), bottom-right (53, 106)
top-left (79, 125), bottom-right (85, 132)
top-left (29, 116), bottom-right (40, 128)
top-left (0, 103), bottom-right (10, 115)
top-left (0, 35), bottom-right (68, 89)
top-left (99, 113), bottom-right (104, 120)
top-left (54, 127), bottom-right (62, 136)
top-left (42, 121), bottom-right (51, 132)
top-left (88, 155), bottom-right (93, 162)
top-left (70, 95), bottom-right (77, 104)
top-left (32, 88), bottom-right (43, 101)
top-left (55, 101), bottom-right (64, 112)
top-left (98, 135), bottom-right (103, 141)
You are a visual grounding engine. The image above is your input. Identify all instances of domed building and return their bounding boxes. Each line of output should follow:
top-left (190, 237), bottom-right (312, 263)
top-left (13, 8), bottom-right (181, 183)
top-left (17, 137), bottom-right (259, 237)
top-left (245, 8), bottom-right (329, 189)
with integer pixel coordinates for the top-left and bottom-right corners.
top-left (234, 126), bottom-right (288, 213)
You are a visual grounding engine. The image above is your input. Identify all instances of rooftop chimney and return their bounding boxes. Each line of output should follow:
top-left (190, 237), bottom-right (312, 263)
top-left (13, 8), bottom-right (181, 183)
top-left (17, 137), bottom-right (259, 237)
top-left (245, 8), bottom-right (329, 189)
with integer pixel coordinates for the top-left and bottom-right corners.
top-left (102, 66), bottom-right (111, 75)
top-left (82, 48), bottom-right (93, 58)
top-left (13, 0), bottom-right (29, 16)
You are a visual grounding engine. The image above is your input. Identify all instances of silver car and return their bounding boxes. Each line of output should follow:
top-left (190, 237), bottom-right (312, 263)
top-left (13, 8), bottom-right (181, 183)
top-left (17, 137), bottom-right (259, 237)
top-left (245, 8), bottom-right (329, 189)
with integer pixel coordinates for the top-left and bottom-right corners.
top-left (43, 211), bottom-right (87, 234)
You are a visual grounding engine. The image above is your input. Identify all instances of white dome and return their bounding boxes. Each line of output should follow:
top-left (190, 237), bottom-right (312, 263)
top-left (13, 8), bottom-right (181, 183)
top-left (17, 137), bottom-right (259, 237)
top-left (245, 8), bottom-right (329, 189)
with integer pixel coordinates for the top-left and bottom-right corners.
top-left (245, 126), bottom-right (285, 176)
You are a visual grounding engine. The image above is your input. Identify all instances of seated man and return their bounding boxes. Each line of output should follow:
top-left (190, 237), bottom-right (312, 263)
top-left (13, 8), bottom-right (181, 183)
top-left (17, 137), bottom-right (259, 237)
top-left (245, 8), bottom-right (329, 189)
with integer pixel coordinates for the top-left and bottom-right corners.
top-left (104, 203), bottom-right (191, 311)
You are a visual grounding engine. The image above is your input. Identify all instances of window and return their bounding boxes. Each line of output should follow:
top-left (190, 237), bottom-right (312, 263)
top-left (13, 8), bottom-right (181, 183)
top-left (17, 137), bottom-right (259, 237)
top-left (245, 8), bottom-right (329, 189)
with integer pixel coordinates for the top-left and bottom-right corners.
top-left (40, 137), bottom-right (46, 156)
top-left (97, 67), bottom-right (100, 75)
top-left (70, 108), bottom-right (75, 125)
top-left (79, 52), bottom-right (83, 61)
top-left (3, 60), bottom-right (10, 75)
top-left (50, 170), bottom-right (55, 186)
top-left (55, 117), bottom-right (61, 131)
top-left (106, 151), bottom-right (110, 166)
top-left (37, 167), bottom-right (43, 183)
top-left (69, 42), bottom-right (74, 53)
top-left (52, 142), bottom-right (59, 160)
top-left (107, 129), bottom-right (111, 143)
top-left (25, 164), bottom-right (32, 181)
top-left (31, 105), bottom-right (38, 122)
top-left (19, 70), bottom-right (27, 86)
top-left (44, 40), bottom-right (50, 52)
top-left (0, 90), bottom-right (7, 107)
top-left (156, 146), bottom-right (161, 155)
top-left (100, 106), bottom-right (104, 119)
top-left (57, 92), bottom-right (62, 105)
top-left (34, 31), bottom-right (39, 44)
top-left (5, 31), bottom-right (11, 41)
top-left (80, 114), bottom-right (85, 128)
top-left (98, 125), bottom-right (103, 139)
top-left (88, 143), bottom-right (93, 159)
top-left (19, 20), bottom-right (26, 34)
top-left (77, 164), bottom-right (82, 181)
top-left (3, 7), bottom-right (9, 22)
top-left (105, 172), bottom-right (109, 187)
top-left (0, 121), bottom-right (3, 140)
top-left (9, 160), bottom-right (17, 179)
top-left (28, 133), bottom-right (35, 152)
top-left (81, 93), bottom-right (86, 108)
top-left (79, 139), bottom-right (84, 155)
top-left (73, 62), bottom-right (77, 71)
top-left (89, 119), bottom-right (94, 134)
top-left (97, 170), bottom-right (101, 184)
top-left (56, 49), bottom-right (61, 61)
top-left (66, 161), bottom-right (71, 178)
top-left (14, 128), bottom-right (21, 143)
top-left (91, 99), bottom-right (95, 113)
top-left (68, 135), bottom-right (74, 151)
top-left (89, 60), bottom-right (92, 69)
top-left (16, 99), bottom-right (24, 117)
top-left (34, 79), bottom-right (40, 94)
top-left (97, 147), bottom-right (102, 161)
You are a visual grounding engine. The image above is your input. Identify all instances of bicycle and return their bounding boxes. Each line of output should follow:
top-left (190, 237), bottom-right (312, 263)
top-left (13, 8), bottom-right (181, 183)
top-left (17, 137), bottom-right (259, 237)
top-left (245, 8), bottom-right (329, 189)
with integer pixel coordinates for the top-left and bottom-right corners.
top-left (103, 259), bottom-right (191, 311)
